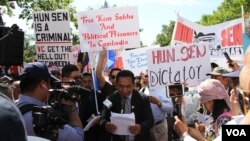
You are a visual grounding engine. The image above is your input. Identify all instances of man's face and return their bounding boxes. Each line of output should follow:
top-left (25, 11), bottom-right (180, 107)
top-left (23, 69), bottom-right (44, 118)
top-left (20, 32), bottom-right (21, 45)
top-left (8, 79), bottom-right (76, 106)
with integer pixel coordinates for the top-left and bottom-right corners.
top-left (109, 70), bottom-right (120, 86)
top-left (64, 70), bottom-right (81, 81)
top-left (63, 70), bottom-right (81, 87)
top-left (81, 76), bottom-right (93, 89)
top-left (211, 75), bottom-right (228, 88)
top-left (116, 77), bottom-right (134, 98)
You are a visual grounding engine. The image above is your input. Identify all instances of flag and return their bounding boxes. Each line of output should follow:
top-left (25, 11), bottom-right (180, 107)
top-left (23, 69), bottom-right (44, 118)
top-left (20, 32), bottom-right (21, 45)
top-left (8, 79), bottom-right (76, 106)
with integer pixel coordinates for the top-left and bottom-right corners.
top-left (107, 50), bottom-right (116, 69)
top-left (92, 73), bottom-right (101, 90)
top-left (77, 50), bottom-right (89, 72)
top-left (114, 56), bottom-right (124, 69)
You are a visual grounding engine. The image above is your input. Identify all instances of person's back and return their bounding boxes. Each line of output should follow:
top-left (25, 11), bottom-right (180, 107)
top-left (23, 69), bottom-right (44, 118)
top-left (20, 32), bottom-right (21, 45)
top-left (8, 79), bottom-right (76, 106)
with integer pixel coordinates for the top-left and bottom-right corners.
top-left (0, 92), bottom-right (27, 141)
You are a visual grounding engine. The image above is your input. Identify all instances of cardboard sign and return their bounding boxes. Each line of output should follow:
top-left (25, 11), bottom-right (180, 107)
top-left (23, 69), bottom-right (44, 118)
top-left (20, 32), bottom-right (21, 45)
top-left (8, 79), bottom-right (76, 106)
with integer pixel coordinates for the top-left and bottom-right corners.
top-left (33, 11), bottom-right (73, 67)
top-left (77, 7), bottom-right (140, 52)
top-left (147, 44), bottom-right (210, 88)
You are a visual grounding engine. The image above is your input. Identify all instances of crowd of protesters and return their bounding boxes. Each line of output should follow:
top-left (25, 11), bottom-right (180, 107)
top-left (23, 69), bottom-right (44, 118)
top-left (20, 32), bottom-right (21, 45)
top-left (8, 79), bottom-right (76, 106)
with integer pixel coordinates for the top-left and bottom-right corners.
top-left (0, 46), bottom-right (250, 141)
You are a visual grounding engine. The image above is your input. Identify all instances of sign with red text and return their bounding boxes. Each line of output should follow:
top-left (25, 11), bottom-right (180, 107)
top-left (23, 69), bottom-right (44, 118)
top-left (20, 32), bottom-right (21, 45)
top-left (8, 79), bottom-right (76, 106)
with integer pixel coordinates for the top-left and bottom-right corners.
top-left (171, 16), bottom-right (244, 67)
top-left (77, 7), bottom-right (140, 52)
top-left (33, 11), bottom-right (72, 67)
top-left (122, 46), bottom-right (159, 76)
top-left (147, 44), bottom-right (210, 88)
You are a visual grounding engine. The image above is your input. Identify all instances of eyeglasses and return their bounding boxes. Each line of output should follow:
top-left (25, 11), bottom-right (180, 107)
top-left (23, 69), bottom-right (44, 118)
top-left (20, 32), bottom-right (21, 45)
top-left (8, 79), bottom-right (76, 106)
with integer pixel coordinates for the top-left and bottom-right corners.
top-left (110, 75), bottom-right (117, 79)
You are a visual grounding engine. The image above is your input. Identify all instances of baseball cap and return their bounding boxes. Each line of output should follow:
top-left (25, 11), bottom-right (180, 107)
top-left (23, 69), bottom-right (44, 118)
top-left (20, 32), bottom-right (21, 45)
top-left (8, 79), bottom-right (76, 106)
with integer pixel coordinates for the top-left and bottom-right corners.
top-left (206, 67), bottom-right (229, 76)
top-left (21, 62), bottom-right (59, 82)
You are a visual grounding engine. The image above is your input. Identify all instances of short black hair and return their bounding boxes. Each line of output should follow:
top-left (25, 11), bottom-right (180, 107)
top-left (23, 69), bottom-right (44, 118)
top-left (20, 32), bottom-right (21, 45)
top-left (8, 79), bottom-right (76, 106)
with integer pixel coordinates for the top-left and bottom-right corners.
top-left (116, 70), bottom-right (135, 84)
top-left (62, 64), bottom-right (79, 78)
top-left (109, 68), bottom-right (121, 77)
top-left (20, 77), bottom-right (50, 93)
top-left (82, 72), bottom-right (92, 78)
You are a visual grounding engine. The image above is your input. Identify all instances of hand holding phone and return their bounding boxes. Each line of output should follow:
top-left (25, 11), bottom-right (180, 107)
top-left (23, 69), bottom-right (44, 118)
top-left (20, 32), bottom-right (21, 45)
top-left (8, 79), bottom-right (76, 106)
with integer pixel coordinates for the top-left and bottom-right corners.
top-left (166, 84), bottom-right (184, 98)
top-left (223, 52), bottom-right (234, 67)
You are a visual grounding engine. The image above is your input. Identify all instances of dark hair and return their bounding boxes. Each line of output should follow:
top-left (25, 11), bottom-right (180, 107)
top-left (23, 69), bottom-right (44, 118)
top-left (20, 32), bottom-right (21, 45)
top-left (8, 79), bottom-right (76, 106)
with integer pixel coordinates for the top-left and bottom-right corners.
top-left (116, 70), bottom-right (135, 84)
top-left (212, 99), bottom-right (230, 121)
top-left (109, 68), bottom-right (121, 77)
top-left (20, 77), bottom-right (50, 93)
top-left (62, 64), bottom-right (79, 78)
top-left (82, 72), bottom-right (92, 78)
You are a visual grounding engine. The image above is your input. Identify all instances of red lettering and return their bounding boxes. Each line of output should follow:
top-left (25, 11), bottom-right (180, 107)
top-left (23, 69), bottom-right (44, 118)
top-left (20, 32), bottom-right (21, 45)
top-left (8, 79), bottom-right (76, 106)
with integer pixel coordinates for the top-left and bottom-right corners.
top-left (174, 22), bottom-right (182, 41)
top-left (174, 22), bottom-right (193, 43)
top-left (187, 28), bottom-right (193, 43)
top-left (221, 23), bottom-right (243, 47)
top-left (181, 46), bottom-right (189, 61)
top-left (36, 46), bottom-right (45, 52)
top-left (233, 23), bottom-right (242, 46)
top-left (152, 50), bottom-right (161, 64)
top-left (227, 26), bottom-right (234, 46)
top-left (181, 26), bottom-right (187, 42)
top-left (196, 45), bottom-right (206, 58)
top-left (221, 30), bottom-right (227, 47)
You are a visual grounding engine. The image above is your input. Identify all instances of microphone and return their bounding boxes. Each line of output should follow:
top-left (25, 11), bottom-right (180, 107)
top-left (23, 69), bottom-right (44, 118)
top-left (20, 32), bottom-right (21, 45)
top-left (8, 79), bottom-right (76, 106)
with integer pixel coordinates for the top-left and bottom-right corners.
top-left (103, 99), bottom-right (112, 109)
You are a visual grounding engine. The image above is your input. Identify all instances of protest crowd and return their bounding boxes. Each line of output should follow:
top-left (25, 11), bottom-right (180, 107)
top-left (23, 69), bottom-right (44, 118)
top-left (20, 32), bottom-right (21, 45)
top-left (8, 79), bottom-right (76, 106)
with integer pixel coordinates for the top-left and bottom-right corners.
top-left (1, 1), bottom-right (250, 141)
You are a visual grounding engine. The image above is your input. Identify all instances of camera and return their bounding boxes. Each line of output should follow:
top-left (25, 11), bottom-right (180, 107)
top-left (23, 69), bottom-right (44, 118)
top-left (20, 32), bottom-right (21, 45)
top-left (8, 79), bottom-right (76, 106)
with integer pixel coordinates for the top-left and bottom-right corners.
top-left (32, 84), bottom-right (91, 140)
top-left (32, 103), bottom-right (72, 140)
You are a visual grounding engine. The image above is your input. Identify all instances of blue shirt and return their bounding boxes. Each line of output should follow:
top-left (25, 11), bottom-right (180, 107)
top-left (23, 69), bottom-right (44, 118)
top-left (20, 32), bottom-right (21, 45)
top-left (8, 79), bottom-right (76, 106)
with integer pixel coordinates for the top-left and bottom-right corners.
top-left (149, 88), bottom-right (173, 123)
top-left (16, 95), bottom-right (84, 141)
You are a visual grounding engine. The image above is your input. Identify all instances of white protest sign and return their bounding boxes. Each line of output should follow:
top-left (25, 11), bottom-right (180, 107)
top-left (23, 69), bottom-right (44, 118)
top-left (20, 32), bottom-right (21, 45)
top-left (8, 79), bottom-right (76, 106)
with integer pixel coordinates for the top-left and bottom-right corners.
top-left (77, 7), bottom-right (140, 52)
top-left (33, 11), bottom-right (72, 67)
top-left (171, 16), bottom-right (244, 68)
top-left (122, 46), bottom-right (159, 76)
top-left (147, 44), bottom-right (210, 88)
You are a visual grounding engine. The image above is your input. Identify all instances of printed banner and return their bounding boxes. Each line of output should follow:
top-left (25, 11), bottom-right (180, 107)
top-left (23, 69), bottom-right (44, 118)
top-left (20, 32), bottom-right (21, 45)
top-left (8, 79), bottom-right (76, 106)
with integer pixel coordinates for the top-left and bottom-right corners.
top-left (33, 11), bottom-right (73, 67)
top-left (147, 44), bottom-right (210, 88)
top-left (77, 7), bottom-right (140, 52)
top-left (171, 16), bottom-right (244, 67)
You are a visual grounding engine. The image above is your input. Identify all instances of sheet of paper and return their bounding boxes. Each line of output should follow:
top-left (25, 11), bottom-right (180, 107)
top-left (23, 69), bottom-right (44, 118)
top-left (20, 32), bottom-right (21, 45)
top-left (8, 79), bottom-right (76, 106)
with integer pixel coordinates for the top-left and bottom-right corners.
top-left (110, 112), bottom-right (135, 136)
top-left (83, 115), bottom-right (101, 132)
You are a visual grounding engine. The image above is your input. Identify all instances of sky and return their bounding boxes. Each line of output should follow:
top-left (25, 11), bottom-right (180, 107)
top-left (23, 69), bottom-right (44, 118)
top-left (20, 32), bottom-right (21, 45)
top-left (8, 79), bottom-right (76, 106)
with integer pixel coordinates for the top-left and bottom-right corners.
top-left (2, 0), bottom-right (223, 46)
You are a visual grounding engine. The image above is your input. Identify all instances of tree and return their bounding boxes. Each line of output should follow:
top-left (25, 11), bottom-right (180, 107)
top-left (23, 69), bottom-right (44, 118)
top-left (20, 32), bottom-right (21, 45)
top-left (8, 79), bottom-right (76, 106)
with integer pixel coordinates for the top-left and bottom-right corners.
top-left (200, 0), bottom-right (250, 25)
top-left (155, 21), bottom-right (175, 47)
top-left (23, 34), bottom-right (36, 62)
top-left (0, 0), bottom-right (15, 16)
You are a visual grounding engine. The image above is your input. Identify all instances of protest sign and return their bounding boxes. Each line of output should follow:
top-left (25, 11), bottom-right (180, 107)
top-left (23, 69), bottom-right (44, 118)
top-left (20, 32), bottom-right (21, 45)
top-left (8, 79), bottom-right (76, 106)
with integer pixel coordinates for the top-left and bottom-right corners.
top-left (33, 11), bottom-right (73, 67)
top-left (147, 43), bottom-right (210, 88)
top-left (171, 16), bottom-right (244, 67)
top-left (122, 46), bottom-right (159, 76)
top-left (77, 7), bottom-right (140, 52)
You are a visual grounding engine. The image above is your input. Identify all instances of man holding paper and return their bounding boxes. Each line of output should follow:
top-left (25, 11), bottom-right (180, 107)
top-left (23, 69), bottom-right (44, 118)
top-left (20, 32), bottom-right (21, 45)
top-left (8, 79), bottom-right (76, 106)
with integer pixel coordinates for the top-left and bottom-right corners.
top-left (100, 70), bottom-right (154, 141)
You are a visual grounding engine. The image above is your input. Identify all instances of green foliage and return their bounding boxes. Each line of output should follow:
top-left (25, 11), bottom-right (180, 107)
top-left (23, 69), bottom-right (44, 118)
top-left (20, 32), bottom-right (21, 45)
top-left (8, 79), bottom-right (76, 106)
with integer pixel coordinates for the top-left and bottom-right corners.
top-left (23, 35), bottom-right (36, 62)
top-left (200, 0), bottom-right (250, 25)
top-left (0, 0), bottom-right (15, 16)
top-left (155, 21), bottom-right (175, 47)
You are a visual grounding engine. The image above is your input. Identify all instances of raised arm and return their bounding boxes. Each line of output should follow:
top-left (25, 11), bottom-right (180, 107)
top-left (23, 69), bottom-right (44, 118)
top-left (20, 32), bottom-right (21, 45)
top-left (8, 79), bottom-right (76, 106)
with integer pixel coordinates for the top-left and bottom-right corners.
top-left (96, 49), bottom-right (107, 88)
